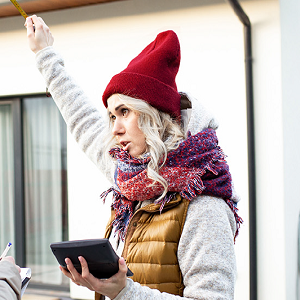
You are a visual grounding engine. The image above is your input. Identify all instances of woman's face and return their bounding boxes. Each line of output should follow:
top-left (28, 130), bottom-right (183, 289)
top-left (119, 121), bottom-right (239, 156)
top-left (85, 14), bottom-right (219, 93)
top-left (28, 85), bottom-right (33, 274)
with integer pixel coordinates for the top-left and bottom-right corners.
top-left (107, 94), bottom-right (147, 157)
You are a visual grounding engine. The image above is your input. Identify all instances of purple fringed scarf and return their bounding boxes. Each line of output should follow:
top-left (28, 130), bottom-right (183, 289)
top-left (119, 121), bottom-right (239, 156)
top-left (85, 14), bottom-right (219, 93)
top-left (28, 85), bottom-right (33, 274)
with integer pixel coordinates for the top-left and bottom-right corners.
top-left (101, 128), bottom-right (242, 241)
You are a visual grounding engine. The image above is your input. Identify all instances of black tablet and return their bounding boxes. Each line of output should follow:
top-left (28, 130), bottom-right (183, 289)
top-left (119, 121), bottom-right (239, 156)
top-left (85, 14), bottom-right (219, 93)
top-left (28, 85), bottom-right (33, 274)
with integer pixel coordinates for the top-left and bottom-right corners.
top-left (50, 239), bottom-right (133, 279)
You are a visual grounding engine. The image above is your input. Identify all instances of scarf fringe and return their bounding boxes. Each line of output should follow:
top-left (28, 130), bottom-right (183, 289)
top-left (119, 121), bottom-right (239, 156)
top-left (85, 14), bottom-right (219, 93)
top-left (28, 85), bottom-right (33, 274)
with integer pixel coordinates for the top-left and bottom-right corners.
top-left (179, 154), bottom-right (223, 201)
top-left (180, 173), bottom-right (205, 200)
top-left (154, 192), bottom-right (177, 213)
top-left (100, 187), bottom-right (114, 203)
top-left (100, 188), bottom-right (133, 241)
top-left (225, 199), bottom-right (243, 243)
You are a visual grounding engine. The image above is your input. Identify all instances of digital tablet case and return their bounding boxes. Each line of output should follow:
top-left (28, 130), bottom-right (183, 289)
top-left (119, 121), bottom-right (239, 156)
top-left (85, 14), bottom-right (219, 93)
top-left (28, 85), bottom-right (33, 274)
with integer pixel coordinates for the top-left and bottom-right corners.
top-left (50, 239), bottom-right (133, 279)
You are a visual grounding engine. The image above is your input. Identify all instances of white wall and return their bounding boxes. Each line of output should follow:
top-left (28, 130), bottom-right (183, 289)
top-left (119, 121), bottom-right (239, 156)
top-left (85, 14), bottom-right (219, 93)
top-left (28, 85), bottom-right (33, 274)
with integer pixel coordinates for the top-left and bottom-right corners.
top-left (0, 0), bottom-right (286, 299)
top-left (246, 2), bottom-right (284, 300)
top-left (280, 0), bottom-right (300, 299)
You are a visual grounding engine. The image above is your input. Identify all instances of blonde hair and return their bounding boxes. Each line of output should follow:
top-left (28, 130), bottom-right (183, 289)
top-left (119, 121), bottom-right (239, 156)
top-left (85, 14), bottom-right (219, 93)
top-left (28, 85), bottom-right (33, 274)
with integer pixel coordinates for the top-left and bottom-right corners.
top-left (101, 94), bottom-right (185, 199)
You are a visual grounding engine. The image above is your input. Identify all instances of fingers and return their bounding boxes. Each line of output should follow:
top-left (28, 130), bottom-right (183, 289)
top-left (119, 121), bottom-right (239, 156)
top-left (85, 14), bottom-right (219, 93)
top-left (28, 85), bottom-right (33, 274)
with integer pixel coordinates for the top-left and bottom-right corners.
top-left (2, 256), bottom-right (15, 264)
top-left (79, 256), bottom-right (91, 280)
top-left (30, 15), bottom-right (44, 32)
top-left (59, 265), bottom-right (72, 279)
top-left (97, 257), bottom-right (127, 299)
top-left (25, 15), bottom-right (54, 54)
top-left (118, 257), bottom-right (127, 274)
top-left (64, 258), bottom-right (82, 286)
top-left (65, 258), bottom-right (79, 278)
top-left (119, 257), bottom-right (127, 273)
top-left (1, 256), bottom-right (21, 273)
top-left (59, 256), bottom-right (127, 299)
top-left (25, 15), bottom-right (45, 33)
top-left (25, 17), bottom-right (33, 33)
top-left (37, 16), bottom-right (47, 26)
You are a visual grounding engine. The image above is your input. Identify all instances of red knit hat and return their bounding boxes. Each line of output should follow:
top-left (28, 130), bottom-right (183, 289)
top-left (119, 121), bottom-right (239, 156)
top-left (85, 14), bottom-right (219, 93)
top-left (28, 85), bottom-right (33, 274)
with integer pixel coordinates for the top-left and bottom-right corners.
top-left (102, 30), bottom-right (181, 118)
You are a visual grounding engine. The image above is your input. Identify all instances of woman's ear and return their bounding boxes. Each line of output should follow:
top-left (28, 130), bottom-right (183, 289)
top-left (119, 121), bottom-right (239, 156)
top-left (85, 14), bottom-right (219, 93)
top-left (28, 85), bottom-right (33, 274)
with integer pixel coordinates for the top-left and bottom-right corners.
top-left (180, 92), bottom-right (192, 110)
top-left (180, 92), bottom-right (192, 134)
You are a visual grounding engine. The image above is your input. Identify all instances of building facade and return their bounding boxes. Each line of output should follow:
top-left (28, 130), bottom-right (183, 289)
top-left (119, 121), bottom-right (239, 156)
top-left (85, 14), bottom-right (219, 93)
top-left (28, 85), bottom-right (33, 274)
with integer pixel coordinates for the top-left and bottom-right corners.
top-left (0, 0), bottom-right (299, 299)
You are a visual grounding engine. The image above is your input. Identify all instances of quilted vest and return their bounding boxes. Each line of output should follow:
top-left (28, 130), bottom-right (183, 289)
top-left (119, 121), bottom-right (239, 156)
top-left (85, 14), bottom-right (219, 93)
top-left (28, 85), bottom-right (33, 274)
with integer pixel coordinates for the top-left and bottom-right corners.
top-left (95, 194), bottom-right (189, 300)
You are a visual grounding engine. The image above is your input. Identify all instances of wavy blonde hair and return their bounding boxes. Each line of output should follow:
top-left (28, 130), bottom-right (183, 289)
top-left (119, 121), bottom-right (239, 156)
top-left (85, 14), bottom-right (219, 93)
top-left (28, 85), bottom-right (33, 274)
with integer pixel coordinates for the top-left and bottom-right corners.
top-left (101, 94), bottom-right (185, 199)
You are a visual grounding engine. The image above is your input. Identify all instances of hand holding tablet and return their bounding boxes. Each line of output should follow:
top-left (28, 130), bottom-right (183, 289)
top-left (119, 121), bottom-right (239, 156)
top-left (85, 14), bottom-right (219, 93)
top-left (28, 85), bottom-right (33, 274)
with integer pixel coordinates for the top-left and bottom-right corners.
top-left (50, 239), bottom-right (133, 279)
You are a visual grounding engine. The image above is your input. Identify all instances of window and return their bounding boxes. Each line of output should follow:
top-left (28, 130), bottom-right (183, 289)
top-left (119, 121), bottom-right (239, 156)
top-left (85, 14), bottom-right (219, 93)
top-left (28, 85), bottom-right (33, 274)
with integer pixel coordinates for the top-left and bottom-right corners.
top-left (0, 95), bottom-right (68, 289)
top-left (0, 102), bottom-right (15, 256)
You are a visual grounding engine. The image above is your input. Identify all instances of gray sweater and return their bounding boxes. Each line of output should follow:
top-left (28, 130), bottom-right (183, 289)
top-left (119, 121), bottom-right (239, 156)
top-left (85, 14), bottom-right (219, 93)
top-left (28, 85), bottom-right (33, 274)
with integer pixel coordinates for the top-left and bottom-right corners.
top-left (0, 261), bottom-right (21, 300)
top-left (36, 46), bottom-right (237, 300)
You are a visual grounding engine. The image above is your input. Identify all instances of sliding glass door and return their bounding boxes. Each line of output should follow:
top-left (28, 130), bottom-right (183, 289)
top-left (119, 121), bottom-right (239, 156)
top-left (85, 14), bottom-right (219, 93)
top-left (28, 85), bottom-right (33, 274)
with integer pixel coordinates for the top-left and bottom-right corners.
top-left (0, 95), bottom-right (68, 288)
top-left (0, 102), bottom-right (15, 258)
top-left (23, 97), bottom-right (68, 286)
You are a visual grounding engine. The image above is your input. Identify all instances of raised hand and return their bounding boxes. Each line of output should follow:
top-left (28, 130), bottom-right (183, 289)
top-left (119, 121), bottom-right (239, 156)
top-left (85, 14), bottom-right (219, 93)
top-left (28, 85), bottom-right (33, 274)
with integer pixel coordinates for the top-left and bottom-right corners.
top-left (25, 15), bottom-right (54, 54)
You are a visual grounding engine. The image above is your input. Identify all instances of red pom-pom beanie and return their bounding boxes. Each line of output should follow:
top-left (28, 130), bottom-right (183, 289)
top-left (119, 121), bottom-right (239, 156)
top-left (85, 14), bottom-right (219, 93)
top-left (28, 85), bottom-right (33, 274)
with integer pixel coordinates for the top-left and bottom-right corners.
top-left (102, 30), bottom-right (181, 118)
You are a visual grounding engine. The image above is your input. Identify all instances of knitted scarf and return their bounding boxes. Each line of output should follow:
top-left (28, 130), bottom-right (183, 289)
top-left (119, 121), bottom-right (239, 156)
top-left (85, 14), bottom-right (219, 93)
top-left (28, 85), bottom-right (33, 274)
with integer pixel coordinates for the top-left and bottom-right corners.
top-left (100, 128), bottom-right (242, 241)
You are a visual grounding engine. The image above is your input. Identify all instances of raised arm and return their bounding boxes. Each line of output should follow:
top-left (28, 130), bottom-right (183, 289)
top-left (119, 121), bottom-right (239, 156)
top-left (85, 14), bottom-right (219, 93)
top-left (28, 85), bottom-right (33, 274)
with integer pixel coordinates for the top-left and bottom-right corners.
top-left (26, 16), bottom-right (108, 171)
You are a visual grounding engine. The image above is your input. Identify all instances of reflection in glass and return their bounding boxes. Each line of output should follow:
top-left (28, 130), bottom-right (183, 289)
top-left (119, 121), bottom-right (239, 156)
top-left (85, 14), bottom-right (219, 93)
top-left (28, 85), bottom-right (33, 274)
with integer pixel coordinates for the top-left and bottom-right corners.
top-left (23, 97), bottom-right (68, 286)
top-left (0, 103), bottom-right (15, 258)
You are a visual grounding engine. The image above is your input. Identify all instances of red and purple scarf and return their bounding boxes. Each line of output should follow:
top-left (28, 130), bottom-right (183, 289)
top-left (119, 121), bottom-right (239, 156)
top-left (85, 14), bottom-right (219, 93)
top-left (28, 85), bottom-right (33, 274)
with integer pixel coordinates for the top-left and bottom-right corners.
top-left (101, 128), bottom-right (242, 241)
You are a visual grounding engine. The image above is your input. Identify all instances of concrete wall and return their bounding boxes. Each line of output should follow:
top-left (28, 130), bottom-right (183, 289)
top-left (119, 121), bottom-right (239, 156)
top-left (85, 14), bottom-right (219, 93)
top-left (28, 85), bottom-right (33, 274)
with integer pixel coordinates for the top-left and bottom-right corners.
top-left (0, 0), bottom-right (290, 299)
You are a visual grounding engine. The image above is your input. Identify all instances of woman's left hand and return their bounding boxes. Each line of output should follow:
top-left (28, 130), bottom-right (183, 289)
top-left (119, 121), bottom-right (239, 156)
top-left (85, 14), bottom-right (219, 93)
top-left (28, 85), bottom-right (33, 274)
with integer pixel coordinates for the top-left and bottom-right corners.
top-left (60, 256), bottom-right (128, 299)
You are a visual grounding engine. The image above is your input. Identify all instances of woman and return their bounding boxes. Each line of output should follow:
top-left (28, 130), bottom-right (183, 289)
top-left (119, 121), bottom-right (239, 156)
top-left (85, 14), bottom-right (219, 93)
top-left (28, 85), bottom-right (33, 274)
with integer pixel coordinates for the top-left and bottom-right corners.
top-left (26, 15), bottom-right (242, 300)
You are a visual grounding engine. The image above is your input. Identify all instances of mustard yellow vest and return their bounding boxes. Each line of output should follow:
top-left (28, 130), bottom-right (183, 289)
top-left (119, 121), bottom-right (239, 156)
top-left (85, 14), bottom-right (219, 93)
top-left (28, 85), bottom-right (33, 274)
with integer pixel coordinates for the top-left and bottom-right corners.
top-left (95, 194), bottom-right (189, 300)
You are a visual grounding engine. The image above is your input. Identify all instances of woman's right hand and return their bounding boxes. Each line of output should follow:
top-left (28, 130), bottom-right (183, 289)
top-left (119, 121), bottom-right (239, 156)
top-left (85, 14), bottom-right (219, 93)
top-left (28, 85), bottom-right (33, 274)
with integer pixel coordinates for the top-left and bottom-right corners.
top-left (25, 15), bottom-right (54, 54)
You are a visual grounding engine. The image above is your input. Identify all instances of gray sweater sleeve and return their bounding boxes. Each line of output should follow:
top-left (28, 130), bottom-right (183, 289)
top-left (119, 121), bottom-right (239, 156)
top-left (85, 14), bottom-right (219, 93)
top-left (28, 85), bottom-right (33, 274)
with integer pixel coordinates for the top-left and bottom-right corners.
top-left (0, 261), bottom-right (21, 300)
top-left (36, 46), bottom-right (107, 168)
top-left (114, 196), bottom-right (237, 300)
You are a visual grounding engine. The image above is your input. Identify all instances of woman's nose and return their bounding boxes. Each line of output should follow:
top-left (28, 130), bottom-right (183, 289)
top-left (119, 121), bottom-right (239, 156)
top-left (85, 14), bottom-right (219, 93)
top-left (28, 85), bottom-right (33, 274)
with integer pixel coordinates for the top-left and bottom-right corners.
top-left (112, 119), bottom-right (125, 136)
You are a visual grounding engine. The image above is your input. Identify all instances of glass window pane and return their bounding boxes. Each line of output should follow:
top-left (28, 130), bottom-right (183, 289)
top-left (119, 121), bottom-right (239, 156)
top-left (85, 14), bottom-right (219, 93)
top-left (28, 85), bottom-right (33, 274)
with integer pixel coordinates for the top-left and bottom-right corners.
top-left (23, 97), bottom-right (68, 286)
top-left (0, 103), bottom-right (15, 257)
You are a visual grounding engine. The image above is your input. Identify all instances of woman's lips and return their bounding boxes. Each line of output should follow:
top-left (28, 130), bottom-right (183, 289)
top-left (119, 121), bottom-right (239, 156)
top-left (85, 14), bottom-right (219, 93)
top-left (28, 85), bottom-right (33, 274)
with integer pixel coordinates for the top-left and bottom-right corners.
top-left (120, 141), bottom-right (130, 152)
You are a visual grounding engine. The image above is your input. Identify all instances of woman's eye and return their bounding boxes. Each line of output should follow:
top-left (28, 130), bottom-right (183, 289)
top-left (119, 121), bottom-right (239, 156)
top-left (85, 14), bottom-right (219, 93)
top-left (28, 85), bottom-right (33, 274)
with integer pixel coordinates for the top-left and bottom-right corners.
top-left (122, 108), bottom-right (129, 116)
top-left (110, 115), bottom-right (116, 122)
